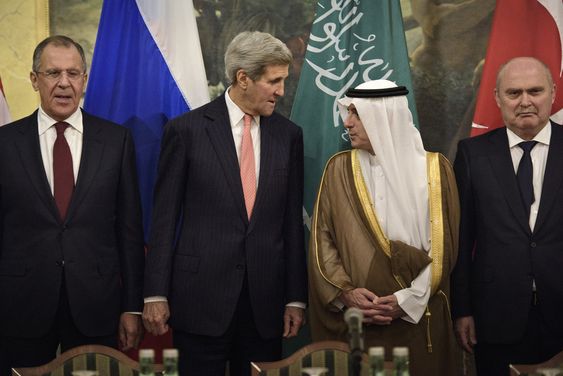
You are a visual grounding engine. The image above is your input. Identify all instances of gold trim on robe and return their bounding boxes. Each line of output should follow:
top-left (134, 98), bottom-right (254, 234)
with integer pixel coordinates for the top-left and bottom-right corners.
top-left (350, 149), bottom-right (446, 292)
top-left (308, 151), bottom-right (461, 375)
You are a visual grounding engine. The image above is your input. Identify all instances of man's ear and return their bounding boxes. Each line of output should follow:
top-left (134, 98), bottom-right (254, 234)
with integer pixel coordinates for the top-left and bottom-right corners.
top-left (236, 69), bottom-right (249, 90)
top-left (494, 88), bottom-right (501, 109)
top-left (30, 72), bottom-right (39, 91)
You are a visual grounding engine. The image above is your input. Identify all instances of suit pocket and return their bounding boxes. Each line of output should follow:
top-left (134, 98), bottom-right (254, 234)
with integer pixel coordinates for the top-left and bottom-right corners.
top-left (0, 260), bottom-right (26, 276)
top-left (174, 254), bottom-right (200, 273)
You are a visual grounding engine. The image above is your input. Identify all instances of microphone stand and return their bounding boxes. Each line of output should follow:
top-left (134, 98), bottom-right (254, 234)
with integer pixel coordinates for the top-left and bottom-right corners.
top-left (350, 347), bottom-right (362, 376)
top-left (344, 308), bottom-right (364, 376)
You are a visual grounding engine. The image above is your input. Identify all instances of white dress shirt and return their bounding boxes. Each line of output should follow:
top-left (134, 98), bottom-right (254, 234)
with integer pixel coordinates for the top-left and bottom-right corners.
top-left (506, 124), bottom-right (550, 232)
top-left (225, 87), bottom-right (261, 185)
top-left (38, 107), bottom-right (83, 191)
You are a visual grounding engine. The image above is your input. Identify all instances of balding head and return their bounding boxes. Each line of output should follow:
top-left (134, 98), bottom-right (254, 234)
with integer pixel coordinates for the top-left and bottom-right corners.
top-left (496, 57), bottom-right (553, 91)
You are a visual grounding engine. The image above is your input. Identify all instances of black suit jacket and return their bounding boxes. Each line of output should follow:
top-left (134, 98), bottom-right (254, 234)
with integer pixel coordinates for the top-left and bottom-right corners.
top-left (0, 110), bottom-right (144, 338)
top-left (451, 122), bottom-right (563, 343)
top-left (144, 94), bottom-right (307, 339)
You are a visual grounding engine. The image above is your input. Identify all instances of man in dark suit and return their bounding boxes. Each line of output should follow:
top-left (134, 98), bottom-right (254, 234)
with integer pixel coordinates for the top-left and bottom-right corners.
top-left (0, 36), bottom-right (145, 371)
top-left (451, 56), bottom-right (563, 375)
top-left (142, 31), bottom-right (307, 376)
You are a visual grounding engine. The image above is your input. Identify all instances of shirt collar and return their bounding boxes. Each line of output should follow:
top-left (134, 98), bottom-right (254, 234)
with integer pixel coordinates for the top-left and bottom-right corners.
top-left (37, 106), bottom-right (84, 135)
top-left (225, 87), bottom-right (259, 127)
top-left (506, 122), bottom-right (551, 148)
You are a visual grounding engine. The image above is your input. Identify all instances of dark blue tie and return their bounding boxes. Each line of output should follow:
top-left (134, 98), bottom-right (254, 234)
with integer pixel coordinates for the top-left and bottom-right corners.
top-left (516, 141), bottom-right (537, 218)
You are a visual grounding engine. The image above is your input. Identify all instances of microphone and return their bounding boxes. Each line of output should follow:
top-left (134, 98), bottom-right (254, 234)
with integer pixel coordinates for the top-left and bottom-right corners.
top-left (344, 307), bottom-right (364, 353)
top-left (344, 307), bottom-right (364, 376)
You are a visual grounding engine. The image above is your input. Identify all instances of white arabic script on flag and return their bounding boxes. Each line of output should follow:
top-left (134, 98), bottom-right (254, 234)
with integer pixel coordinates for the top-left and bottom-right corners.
top-left (305, 0), bottom-right (394, 133)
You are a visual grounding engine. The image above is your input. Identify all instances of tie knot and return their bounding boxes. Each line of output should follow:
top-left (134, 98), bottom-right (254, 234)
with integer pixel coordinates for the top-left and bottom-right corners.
top-left (518, 140), bottom-right (537, 153)
top-left (54, 122), bottom-right (69, 136)
top-left (243, 114), bottom-right (253, 128)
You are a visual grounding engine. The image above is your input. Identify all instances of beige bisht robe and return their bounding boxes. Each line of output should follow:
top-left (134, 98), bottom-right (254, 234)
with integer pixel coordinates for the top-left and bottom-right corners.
top-left (308, 150), bottom-right (461, 376)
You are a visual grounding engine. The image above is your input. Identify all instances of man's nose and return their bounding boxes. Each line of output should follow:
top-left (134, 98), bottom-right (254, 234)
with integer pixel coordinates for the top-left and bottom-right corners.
top-left (274, 81), bottom-right (285, 97)
top-left (343, 116), bottom-right (353, 128)
top-left (57, 73), bottom-right (71, 87)
top-left (520, 92), bottom-right (532, 107)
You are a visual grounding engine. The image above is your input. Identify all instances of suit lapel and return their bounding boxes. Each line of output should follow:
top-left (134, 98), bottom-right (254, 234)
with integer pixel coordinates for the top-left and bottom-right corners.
top-left (204, 96), bottom-right (248, 223)
top-left (14, 113), bottom-right (60, 221)
top-left (487, 129), bottom-right (531, 234)
top-left (65, 112), bottom-right (104, 222)
top-left (534, 123), bottom-right (563, 232)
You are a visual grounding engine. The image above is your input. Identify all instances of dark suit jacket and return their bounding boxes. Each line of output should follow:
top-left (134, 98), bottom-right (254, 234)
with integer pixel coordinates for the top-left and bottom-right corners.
top-left (0, 110), bottom-right (144, 338)
top-left (144, 94), bottom-right (307, 339)
top-left (451, 122), bottom-right (563, 343)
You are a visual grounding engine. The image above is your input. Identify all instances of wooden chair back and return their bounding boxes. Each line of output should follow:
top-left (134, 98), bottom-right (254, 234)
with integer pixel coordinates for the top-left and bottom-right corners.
top-left (250, 340), bottom-right (374, 376)
top-left (11, 344), bottom-right (164, 376)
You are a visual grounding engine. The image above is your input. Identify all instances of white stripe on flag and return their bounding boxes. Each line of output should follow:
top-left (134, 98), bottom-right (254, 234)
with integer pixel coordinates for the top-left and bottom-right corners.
top-left (136, 0), bottom-right (209, 109)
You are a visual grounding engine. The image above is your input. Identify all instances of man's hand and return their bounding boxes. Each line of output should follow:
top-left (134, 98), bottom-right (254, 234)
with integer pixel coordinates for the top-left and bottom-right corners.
top-left (370, 294), bottom-right (405, 325)
top-left (142, 301), bottom-right (170, 335)
top-left (119, 313), bottom-right (143, 351)
top-left (340, 288), bottom-right (388, 324)
top-left (455, 316), bottom-right (477, 353)
top-left (283, 306), bottom-right (305, 338)
top-left (340, 288), bottom-right (377, 310)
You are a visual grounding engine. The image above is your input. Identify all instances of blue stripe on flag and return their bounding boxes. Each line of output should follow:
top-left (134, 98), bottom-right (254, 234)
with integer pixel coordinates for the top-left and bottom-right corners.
top-left (84, 0), bottom-right (191, 239)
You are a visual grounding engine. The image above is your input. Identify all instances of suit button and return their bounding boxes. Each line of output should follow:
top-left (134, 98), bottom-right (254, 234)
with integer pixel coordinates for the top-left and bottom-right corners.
top-left (56, 260), bottom-right (65, 267)
top-left (236, 264), bottom-right (244, 270)
top-left (530, 242), bottom-right (537, 248)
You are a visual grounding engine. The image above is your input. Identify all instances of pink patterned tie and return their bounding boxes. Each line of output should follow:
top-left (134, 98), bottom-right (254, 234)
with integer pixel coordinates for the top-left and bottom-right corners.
top-left (240, 114), bottom-right (256, 219)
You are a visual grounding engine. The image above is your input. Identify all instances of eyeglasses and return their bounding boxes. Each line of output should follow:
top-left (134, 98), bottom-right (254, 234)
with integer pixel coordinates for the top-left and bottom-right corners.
top-left (34, 69), bottom-right (85, 81)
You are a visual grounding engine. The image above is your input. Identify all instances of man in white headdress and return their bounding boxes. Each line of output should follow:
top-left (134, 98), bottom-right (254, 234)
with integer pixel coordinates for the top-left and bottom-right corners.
top-left (308, 80), bottom-right (461, 375)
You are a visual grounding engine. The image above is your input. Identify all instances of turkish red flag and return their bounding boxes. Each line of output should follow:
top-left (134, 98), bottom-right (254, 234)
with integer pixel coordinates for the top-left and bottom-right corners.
top-left (472, 0), bottom-right (563, 137)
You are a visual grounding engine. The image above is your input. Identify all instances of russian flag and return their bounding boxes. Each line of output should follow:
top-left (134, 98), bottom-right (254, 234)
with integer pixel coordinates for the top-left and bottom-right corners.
top-left (84, 0), bottom-right (209, 238)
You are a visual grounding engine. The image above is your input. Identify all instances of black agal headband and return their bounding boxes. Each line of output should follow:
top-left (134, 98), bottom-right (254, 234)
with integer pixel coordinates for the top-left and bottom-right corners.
top-left (345, 86), bottom-right (409, 98)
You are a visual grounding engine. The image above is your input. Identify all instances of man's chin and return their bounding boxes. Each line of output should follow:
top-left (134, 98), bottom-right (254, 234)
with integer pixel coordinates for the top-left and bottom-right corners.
top-left (260, 109), bottom-right (275, 117)
top-left (47, 110), bottom-right (77, 121)
top-left (517, 120), bottom-right (542, 129)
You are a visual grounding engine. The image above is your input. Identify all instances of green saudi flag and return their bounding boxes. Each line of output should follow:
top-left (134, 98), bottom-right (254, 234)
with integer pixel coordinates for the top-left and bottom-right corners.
top-left (290, 0), bottom-right (418, 231)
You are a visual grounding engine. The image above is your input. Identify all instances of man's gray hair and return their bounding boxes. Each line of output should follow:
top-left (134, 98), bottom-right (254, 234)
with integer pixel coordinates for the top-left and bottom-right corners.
top-left (32, 35), bottom-right (87, 73)
top-left (224, 31), bottom-right (292, 85)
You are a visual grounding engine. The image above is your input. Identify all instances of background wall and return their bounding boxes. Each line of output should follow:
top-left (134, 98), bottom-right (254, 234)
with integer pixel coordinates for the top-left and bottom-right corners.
top-left (0, 0), bottom-right (49, 119)
top-left (0, 0), bottom-right (495, 160)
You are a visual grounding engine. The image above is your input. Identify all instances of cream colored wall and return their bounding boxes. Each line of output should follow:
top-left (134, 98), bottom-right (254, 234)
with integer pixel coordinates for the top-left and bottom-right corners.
top-left (0, 0), bottom-right (49, 121)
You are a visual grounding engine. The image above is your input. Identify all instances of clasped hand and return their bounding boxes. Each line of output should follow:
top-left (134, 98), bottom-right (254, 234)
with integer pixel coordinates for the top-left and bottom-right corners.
top-left (340, 288), bottom-right (405, 325)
